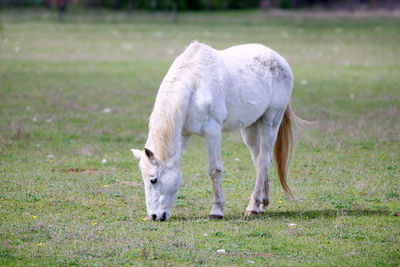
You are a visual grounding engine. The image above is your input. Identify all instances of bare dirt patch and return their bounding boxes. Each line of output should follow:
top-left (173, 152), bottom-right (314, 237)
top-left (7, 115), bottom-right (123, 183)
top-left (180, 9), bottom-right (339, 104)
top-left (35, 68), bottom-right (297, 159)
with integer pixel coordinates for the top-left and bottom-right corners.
top-left (233, 252), bottom-right (280, 258)
top-left (55, 168), bottom-right (105, 174)
top-left (118, 181), bottom-right (140, 187)
top-left (76, 146), bottom-right (101, 156)
top-left (291, 169), bottom-right (317, 175)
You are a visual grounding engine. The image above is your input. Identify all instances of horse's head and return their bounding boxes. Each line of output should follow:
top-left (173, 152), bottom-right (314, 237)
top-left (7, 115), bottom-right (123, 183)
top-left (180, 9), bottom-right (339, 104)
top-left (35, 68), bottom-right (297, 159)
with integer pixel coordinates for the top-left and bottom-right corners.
top-left (131, 148), bottom-right (181, 221)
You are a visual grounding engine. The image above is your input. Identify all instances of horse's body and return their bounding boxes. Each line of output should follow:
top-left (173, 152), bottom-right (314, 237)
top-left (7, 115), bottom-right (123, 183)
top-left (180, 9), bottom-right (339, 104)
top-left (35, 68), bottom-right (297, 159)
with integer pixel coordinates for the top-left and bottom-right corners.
top-left (132, 41), bottom-right (300, 221)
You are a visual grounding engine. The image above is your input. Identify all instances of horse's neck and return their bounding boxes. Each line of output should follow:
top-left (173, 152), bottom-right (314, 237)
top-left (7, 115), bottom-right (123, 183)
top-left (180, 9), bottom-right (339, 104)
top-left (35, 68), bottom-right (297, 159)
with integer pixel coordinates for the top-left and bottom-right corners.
top-left (166, 133), bottom-right (186, 167)
top-left (145, 131), bottom-right (186, 167)
top-left (146, 83), bottom-right (192, 167)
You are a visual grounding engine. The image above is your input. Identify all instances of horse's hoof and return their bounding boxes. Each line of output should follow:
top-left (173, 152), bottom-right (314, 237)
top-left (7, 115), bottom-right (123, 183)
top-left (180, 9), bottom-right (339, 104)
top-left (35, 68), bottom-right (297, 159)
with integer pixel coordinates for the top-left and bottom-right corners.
top-left (245, 210), bottom-right (259, 216)
top-left (209, 214), bottom-right (223, 220)
top-left (259, 205), bottom-right (267, 214)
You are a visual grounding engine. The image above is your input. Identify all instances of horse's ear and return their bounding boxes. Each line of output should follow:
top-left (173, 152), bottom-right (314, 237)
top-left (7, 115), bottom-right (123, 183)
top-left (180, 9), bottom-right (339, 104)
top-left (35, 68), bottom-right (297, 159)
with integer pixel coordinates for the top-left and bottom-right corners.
top-left (131, 149), bottom-right (143, 160)
top-left (144, 148), bottom-right (155, 160)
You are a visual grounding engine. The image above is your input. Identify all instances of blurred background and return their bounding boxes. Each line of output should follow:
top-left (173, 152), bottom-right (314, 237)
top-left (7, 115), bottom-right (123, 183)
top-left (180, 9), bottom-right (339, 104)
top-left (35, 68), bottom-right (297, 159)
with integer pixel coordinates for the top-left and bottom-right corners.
top-left (1, 0), bottom-right (400, 19)
top-left (2, 0), bottom-right (400, 12)
top-left (0, 0), bottom-right (399, 265)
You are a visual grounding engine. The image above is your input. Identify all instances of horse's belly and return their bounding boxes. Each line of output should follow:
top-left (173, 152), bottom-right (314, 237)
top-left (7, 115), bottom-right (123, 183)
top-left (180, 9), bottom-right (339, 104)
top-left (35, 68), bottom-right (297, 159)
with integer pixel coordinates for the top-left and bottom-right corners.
top-left (222, 89), bottom-right (270, 131)
top-left (222, 103), bottom-right (268, 131)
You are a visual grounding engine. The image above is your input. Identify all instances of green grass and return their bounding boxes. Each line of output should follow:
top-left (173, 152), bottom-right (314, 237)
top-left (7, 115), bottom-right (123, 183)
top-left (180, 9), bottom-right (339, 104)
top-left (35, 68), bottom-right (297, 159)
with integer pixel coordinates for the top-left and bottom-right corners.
top-left (1, 9), bottom-right (399, 266)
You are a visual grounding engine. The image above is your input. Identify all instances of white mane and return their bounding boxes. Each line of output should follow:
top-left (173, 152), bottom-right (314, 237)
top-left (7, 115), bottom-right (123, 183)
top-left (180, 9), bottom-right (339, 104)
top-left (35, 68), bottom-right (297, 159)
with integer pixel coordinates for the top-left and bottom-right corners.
top-left (147, 41), bottom-right (210, 161)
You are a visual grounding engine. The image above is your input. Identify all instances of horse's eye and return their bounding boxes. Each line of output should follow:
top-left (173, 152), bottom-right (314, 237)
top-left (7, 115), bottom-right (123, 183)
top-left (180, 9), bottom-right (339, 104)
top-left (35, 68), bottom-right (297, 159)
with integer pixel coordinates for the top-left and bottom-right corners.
top-left (150, 178), bottom-right (157, 184)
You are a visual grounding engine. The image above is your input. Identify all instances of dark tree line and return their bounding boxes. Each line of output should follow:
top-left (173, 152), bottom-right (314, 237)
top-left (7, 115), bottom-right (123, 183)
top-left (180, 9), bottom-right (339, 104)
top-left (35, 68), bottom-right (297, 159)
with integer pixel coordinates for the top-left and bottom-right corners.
top-left (0, 0), bottom-right (396, 10)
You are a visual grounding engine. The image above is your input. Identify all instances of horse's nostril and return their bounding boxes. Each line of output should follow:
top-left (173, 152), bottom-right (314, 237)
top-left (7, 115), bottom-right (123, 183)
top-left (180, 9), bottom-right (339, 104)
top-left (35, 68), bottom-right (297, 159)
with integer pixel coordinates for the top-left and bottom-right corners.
top-left (151, 214), bottom-right (157, 221)
top-left (160, 212), bottom-right (167, 222)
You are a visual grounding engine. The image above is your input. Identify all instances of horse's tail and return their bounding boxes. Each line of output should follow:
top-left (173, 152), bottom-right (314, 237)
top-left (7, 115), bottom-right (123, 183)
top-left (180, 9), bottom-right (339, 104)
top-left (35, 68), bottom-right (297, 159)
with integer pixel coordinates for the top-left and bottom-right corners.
top-left (274, 103), bottom-right (305, 198)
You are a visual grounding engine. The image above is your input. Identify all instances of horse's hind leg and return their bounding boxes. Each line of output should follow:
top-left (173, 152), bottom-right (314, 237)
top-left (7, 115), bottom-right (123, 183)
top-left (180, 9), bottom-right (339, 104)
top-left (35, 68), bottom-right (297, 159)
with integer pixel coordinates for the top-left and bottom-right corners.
top-left (241, 121), bottom-right (260, 169)
top-left (241, 120), bottom-right (265, 215)
top-left (242, 110), bottom-right (283, 215)
top-left (241, 118), bottom-right (269, 216)
top-left (259, 180), bottom-right (270, 213)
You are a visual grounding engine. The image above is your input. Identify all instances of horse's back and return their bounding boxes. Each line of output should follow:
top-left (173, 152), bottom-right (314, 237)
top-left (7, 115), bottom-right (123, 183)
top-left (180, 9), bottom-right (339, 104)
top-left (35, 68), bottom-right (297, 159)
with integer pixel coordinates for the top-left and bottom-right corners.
top-left (183, 42), bottom-right (293, 134)
top-left (217, 43), bottom-right (293, 90)
top-left (217, 44), bottom-right (293, 130)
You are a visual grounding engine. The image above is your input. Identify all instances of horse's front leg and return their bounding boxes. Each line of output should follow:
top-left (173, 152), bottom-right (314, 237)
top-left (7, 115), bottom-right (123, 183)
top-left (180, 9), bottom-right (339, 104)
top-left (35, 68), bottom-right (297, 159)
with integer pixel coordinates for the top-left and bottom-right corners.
top-left (204, 122), bottom-right (224, 220)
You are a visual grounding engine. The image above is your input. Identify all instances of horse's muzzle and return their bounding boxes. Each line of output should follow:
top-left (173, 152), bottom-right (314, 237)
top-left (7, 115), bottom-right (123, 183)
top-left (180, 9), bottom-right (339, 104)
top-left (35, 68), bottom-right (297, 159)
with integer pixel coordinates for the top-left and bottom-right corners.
top-left (160, 212), bottom-right (167, 221)
top-left (150, 212), bottom-right (168, 222)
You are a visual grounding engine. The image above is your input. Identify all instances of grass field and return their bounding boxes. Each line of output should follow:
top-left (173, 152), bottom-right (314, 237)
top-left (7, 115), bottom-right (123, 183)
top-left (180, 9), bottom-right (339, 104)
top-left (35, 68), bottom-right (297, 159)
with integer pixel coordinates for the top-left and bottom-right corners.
top-left (0, 9), bottom-right (399, 266)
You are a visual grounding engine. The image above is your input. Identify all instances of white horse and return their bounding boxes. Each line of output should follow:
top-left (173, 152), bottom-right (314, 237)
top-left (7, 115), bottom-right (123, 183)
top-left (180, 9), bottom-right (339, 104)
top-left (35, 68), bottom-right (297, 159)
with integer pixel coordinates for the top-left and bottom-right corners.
top-left (132, 41), bottom-right (302, 221)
